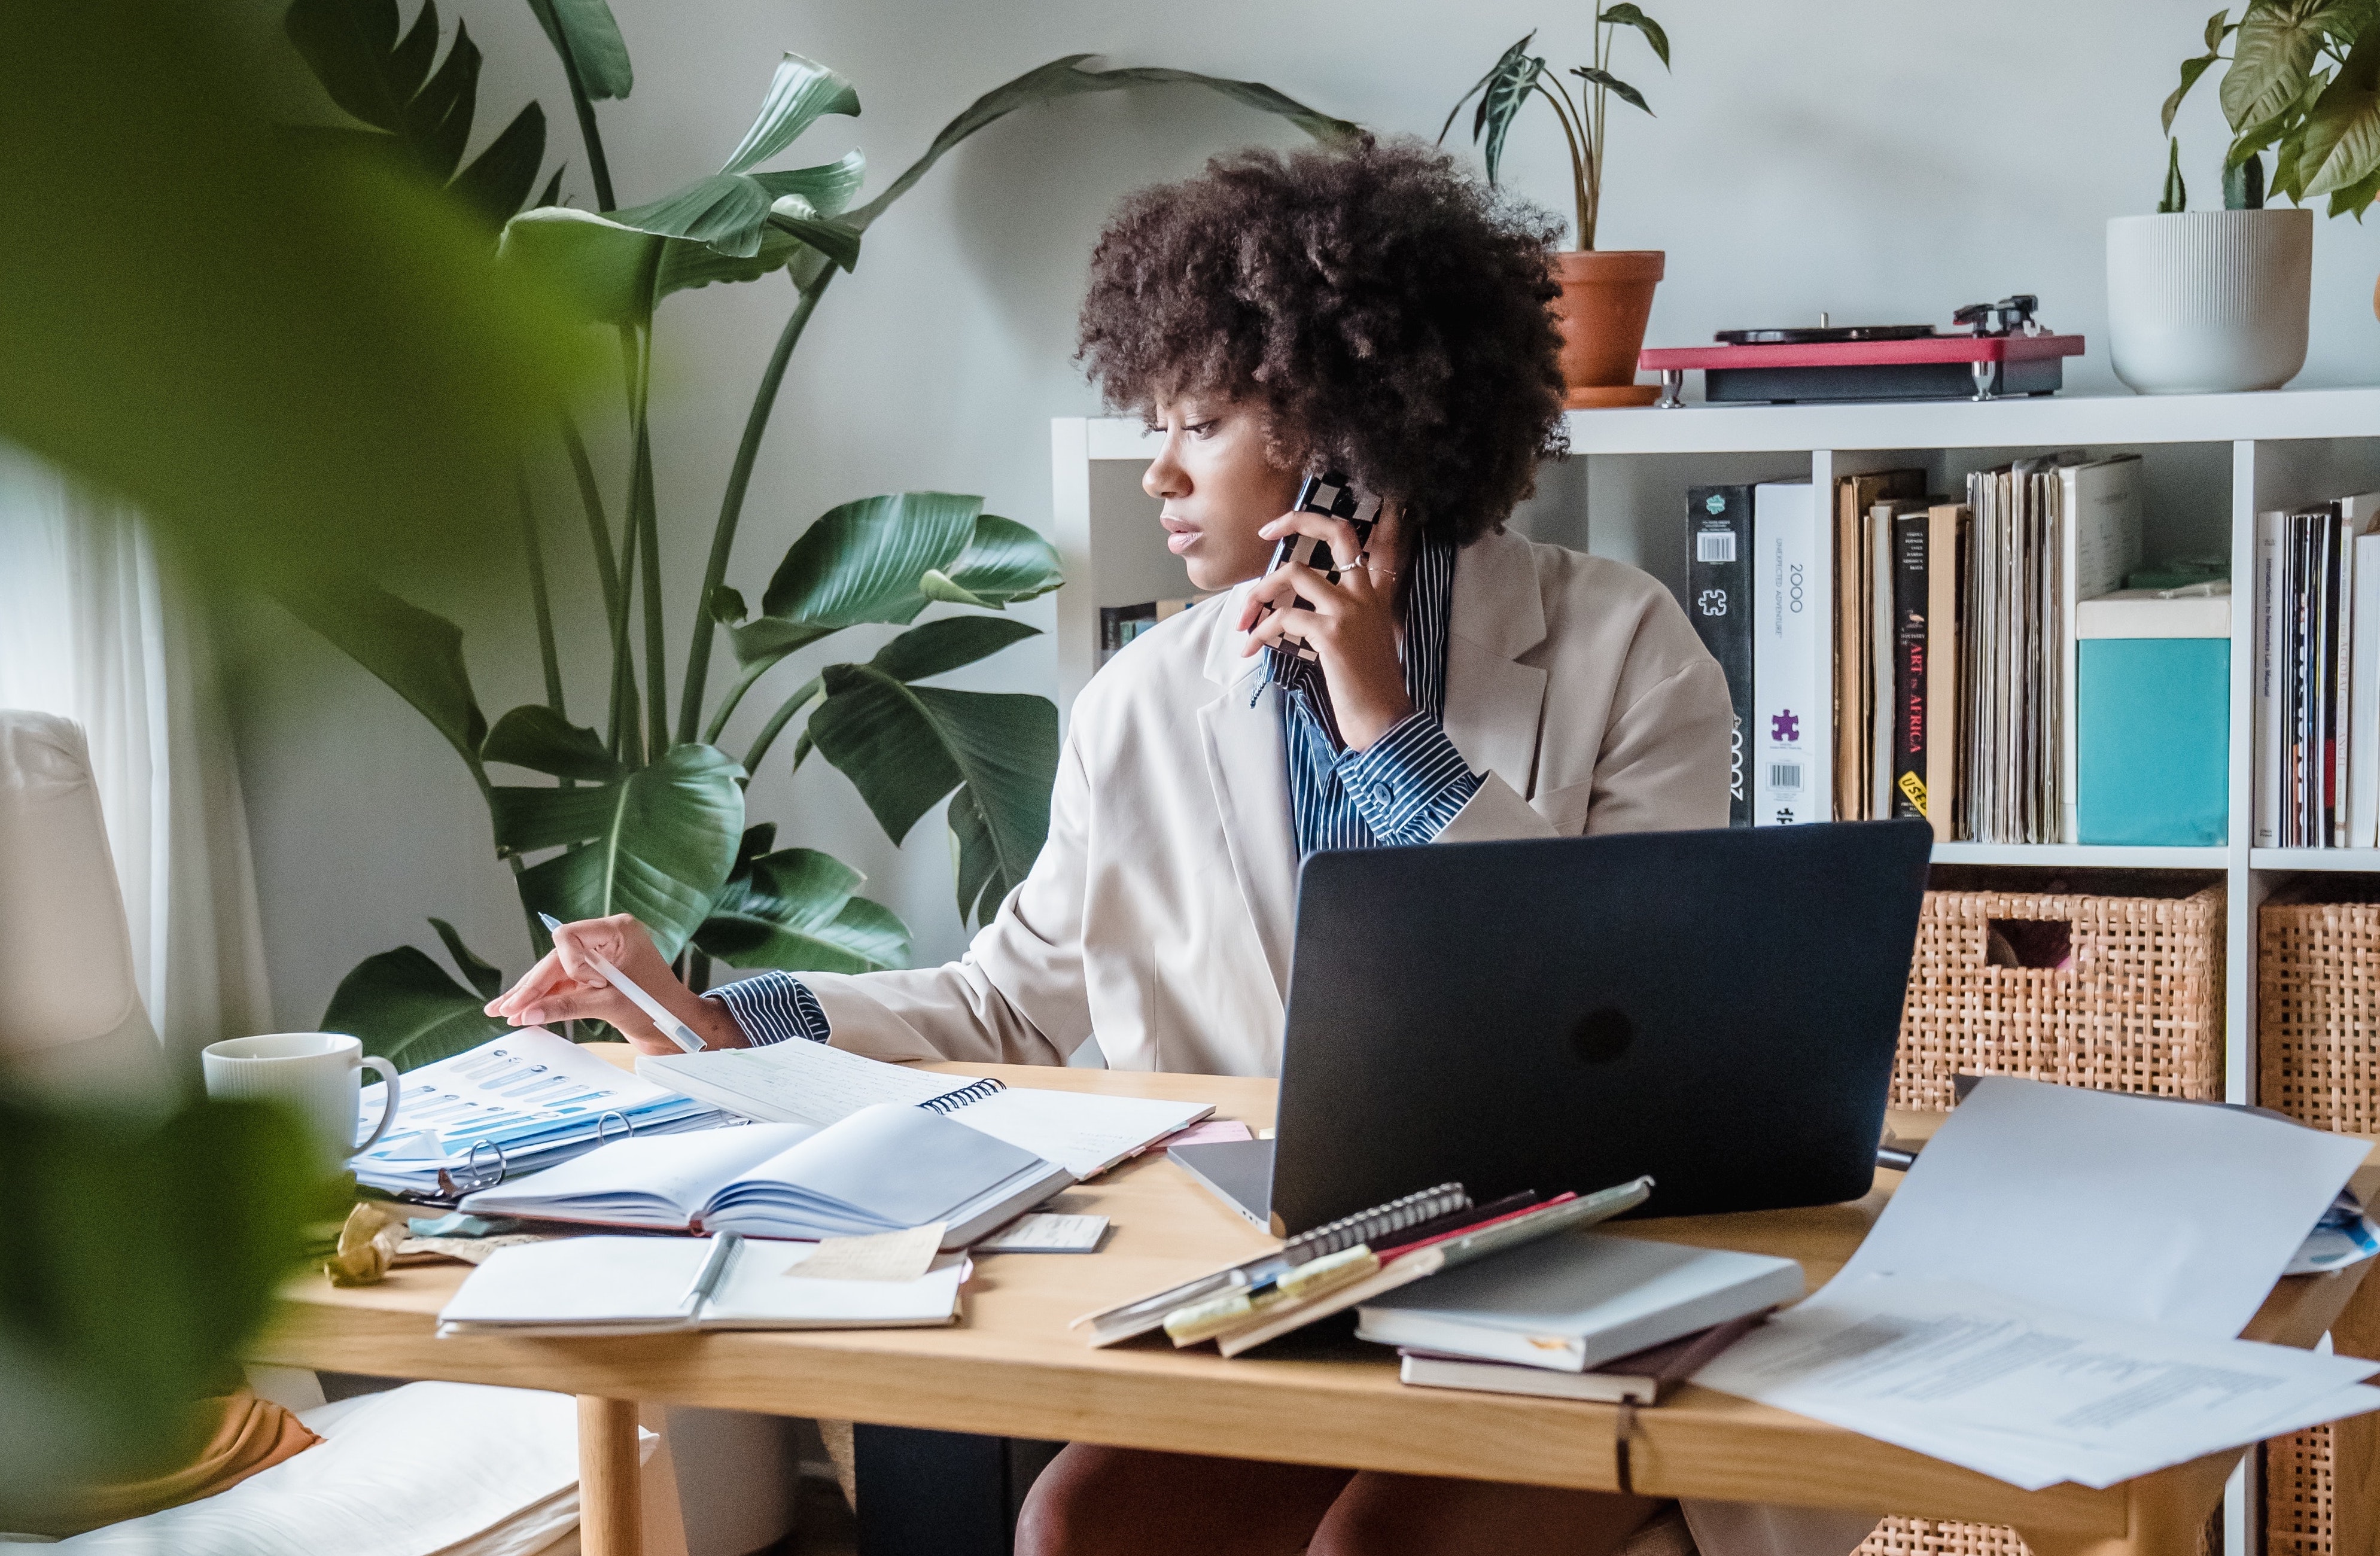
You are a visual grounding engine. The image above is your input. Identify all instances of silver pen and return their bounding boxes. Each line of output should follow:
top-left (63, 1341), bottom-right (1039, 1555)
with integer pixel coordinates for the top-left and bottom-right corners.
top-left (678, 1231), bottom-right (743, 1318)
top-left (537, 912), bottom-right (707, 1052)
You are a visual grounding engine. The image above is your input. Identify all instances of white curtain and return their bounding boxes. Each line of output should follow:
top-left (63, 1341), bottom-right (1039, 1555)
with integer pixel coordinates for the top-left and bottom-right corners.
top-left (0, 442), bottom-right (274, 1067)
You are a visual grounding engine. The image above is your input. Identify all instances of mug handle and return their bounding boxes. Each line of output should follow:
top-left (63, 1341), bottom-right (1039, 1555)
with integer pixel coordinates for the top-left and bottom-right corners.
top-left (353, 1056), bottom-right (402, 1156)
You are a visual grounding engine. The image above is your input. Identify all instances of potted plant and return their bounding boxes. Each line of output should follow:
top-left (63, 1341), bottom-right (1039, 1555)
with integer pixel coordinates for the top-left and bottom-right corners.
top-left (1442, 8), bottom-right (1671, 407)
top-left (2108, 4), bottom-right (2380, 393)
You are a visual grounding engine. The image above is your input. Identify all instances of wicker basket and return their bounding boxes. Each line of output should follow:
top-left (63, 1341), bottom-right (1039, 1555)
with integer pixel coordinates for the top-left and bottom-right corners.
top-left (1891, 873), bottom-right (2227, 1109)
top-left (1856, 873), bottom-right (2227, 1556)
top-left (2259, 882), bottom-right (2380, 1556)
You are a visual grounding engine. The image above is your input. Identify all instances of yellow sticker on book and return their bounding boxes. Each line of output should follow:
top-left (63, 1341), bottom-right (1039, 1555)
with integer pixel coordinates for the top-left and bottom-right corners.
top-left (1897, 770), bottom-right (1928, 818)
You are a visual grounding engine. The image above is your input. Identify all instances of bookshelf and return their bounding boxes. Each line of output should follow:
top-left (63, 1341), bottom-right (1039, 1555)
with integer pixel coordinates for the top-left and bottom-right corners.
top-left (1049, 389), bottom-right (2380, 1113)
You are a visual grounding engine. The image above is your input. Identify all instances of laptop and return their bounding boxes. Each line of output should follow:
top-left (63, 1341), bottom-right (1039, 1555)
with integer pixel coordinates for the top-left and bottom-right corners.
top-left (1171, 819), bottom-right (1931, 1235)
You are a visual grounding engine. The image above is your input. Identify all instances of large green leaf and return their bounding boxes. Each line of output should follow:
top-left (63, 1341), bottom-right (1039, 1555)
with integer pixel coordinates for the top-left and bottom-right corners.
top-left (694, 846), bottom-right (911, 973)
top-left (428, 916), bottom-right (506, 1000)
top-left (524, 0), bottom-right (632, 101)
top-left (267, 569), bottom-right (487, 763)
top-left (728, 617), bottom-right (837, 668)
top-left (919, 514), bottom-right (1064, 608)
top-left (3, 2), bottom-right (595, 586)
top-left (500, 744), bottom-right (745, 960)
top-left (285, 0), bottom-right (549, 224)
top-left (1598, 4), bottom-right (1672, 69)
top-left (848, 55), bottom-right (1358, 231)
top-left (498, 202), bottom-right (858, 324)
top-left (869, 616), bottom-right (1040, 683)
top-left (751, 150), bottom-right (867, 216)
top-left (762, 492), bottom-right (985, 625)
top-left (721, 53), bottom-right (861, 175)
top-left (2299, 28), bottom-right (2380, 195)
top-left (611, 172), bottom-right (778, 256)
top-left (1573, 66), bottom-right (1652, 117)
top-left (2165, 50), bottom-right (2223, 135)
top-left (2224, 0), bottom-right (2354, 130)
top-left (482, 704), bottom-right (620, 780)
top-left (1472, 36), bottom-right (1544, 185)
top-left (810, 667), bottom-right (1058, 924)
top-left (322, 937), bottom-right (512, 1069)
top-left (1, 1095), bottom-right (318, 1522)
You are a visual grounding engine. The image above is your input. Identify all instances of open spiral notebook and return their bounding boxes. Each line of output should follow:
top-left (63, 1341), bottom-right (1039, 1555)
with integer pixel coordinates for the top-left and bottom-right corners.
top-left (638, 1033), bottom-right (1214, 1179)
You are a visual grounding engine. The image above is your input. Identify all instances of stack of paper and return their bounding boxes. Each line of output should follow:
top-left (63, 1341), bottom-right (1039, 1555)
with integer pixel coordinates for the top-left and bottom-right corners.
top-left (1694, 1078), bottom-right (2380, 1489)
top-left (352, 1028), bottom-right (728, 1197)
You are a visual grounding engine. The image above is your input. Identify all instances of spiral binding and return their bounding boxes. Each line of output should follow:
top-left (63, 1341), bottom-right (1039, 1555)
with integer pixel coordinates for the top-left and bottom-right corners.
top-left (918, 1076), bottom-right (1006, 1115)
top-left (1281, 1181), bottom-right (1469, 1265)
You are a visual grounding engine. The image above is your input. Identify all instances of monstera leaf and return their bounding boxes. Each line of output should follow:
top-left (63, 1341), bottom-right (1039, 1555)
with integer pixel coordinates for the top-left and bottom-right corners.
top-left (695, 844), bottom-right (910, 975)
top-left (285, 0), bottom-right (551, 226)
top-left (494, 744), bottom-right (745, 960)
top-left (321, 918), bottom-right (512, 1069)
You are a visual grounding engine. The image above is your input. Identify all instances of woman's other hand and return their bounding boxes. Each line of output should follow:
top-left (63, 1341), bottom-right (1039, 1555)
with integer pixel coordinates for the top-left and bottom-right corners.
top-left (1237, 508), bottom-right (1413, 751)
top-left (483, 913), bottom-right (748, 1055)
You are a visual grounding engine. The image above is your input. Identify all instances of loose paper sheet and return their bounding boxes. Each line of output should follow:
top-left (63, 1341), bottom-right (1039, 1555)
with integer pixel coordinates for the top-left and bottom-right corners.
top-left (1696, 1274), bottom-right (2380, 1490)
top-left (787, 1222), bottom-right (946, 1283)
top-left (973, 1213), bottom-right (1110, 1253)
top-left (1694, 1080), bottom-right (2380, 1488)
top-left (1834, 1077), bottom-right (2371, 1338)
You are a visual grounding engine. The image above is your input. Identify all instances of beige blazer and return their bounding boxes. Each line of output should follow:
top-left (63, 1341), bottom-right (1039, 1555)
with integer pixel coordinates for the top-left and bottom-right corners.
top-left (799, 526), bottom-right (1733, 1075)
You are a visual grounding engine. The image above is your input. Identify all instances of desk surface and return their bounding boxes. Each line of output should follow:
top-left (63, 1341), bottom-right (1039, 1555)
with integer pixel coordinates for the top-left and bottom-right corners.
top-left (258, 1056), bottom-right (2378, 1554)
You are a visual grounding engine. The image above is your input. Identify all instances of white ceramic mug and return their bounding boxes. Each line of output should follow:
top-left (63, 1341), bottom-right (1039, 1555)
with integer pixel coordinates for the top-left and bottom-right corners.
top-left (202, 1032), bottom-right (400, 1170)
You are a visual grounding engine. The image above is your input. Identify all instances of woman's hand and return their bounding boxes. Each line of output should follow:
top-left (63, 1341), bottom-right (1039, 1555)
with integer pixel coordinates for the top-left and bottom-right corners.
top-left (1236, 508), bottom-right (1412, 751)
top-left (483, 913), bottom-right (749, 1055)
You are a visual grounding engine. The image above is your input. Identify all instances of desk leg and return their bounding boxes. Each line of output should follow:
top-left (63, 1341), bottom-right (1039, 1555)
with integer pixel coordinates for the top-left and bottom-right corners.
top-left (2015, 1450), bottom-right (2236, 1556)
top-left (579, 1395), bottom-right (644, 1556)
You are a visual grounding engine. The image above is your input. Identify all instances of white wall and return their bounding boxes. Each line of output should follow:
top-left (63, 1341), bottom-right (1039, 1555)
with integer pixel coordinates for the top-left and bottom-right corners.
top-left (224, 0), bottom-right (2380, 1027)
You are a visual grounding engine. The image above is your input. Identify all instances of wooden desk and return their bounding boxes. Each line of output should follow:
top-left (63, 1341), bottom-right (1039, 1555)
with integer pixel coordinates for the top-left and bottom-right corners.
top-left (257, 1059), bottom-right (2377, 1556)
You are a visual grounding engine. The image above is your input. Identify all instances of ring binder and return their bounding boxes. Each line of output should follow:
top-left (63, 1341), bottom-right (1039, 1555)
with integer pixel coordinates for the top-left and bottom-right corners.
top-left (595, 1110), bottom-right (634, 1144)
top-left (462, 1138), bottom-right (509, 1191)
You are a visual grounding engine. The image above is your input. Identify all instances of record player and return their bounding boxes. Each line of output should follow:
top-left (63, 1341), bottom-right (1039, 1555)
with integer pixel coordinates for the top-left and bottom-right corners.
top-left (1638, 296), bottom-right (2084, 407)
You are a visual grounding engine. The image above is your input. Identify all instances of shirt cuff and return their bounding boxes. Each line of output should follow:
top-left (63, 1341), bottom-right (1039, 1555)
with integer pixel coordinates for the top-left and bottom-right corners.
top-left (708, 970), bottom-right (832, 1046)
top-left (1335, 712), bottom-right (1483, 845)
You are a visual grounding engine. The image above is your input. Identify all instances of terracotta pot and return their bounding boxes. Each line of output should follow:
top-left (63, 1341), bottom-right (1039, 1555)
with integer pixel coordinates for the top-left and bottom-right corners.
top-left (1551, 249), bottom-right (1665, 409)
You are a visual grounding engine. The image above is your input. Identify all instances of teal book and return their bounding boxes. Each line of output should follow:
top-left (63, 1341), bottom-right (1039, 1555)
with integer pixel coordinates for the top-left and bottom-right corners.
top-left (2076, 591), bottom-right (2230, 846)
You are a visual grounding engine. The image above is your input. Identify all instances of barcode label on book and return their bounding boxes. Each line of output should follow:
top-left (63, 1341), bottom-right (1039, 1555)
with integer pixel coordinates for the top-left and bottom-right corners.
top-left (1769, 763), bottom-right (1803, 792)
top-left (1696, 529), bottom-right (1737, 564)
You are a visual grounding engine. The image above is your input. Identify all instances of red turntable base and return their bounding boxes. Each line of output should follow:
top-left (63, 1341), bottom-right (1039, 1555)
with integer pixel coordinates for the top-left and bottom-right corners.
top-left (1638, 331), bottom-right (2085, 407)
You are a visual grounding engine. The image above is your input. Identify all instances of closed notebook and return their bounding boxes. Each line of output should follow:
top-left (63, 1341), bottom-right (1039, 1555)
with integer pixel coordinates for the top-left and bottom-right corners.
top-left (1399, 1311), bottom-right (1767, 1404)
top-left (459, 1106), bottom-right (1072, 1249)
top-left (1355, 1231), bottom-right (1804, 1373)
top-left (437, 1234), bottom-right (968, 1335)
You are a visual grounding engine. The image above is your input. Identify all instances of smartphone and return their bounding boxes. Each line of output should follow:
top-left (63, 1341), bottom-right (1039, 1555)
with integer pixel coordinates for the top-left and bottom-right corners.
top-left (1267, 470), bottom-right (1383, 584)
top-left (1263, 471), bottom-right (1384, 666)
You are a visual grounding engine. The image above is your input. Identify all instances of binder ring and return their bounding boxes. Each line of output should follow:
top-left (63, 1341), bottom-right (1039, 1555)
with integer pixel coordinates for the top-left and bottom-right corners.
top-left (595, 1110), bottom-right (632, 1144)
top-left (464, 1138), bottom-right (509, 1190)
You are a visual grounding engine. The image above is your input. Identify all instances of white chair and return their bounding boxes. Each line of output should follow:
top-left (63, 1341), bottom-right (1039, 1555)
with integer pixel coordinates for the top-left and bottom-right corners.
top-left (0, 710), bottom-right (171, 1105)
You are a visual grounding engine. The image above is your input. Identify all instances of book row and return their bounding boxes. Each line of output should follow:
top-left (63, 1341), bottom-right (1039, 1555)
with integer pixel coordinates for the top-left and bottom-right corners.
top-left (1686, 458), bottom-right (2233, 847)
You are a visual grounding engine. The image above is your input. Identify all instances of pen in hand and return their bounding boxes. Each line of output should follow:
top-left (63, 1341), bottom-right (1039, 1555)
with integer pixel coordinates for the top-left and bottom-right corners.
top-left (536, 912), bottom-right (708, 1053)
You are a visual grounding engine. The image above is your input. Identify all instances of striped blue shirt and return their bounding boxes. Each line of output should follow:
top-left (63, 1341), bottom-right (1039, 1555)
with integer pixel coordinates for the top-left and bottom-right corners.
top-left (714, 534), bottom-right (1483, 1047)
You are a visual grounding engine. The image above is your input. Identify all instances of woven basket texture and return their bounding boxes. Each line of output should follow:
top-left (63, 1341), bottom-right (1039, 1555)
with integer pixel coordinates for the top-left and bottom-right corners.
top-left (1859, 879), bottom-right (2225, 1556)
top-left (2257, 885), bottom-right (2380, 1556)
top-left (2266, 1424), bottom-right (2336, 1556)
top-left (2259, 894), bottom-right (2380, 1134)
top-left (1890, 882), bottom-right (2226, 1110)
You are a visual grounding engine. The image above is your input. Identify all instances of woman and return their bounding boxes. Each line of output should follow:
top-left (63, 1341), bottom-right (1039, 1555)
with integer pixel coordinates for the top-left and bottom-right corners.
top-left (490, 138), bottom-right (1745, 1555)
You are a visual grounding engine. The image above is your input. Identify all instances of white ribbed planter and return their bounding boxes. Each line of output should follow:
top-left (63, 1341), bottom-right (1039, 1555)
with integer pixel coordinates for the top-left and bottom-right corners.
top-left (2106, 209), bottom-right (2312, 393)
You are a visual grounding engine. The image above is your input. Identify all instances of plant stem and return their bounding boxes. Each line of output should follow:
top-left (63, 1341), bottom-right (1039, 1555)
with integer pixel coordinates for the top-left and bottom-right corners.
top-left (1533, 79), bottom-right (1591, 248)
top-left (562, 412), bottom-right (622, 624)
top-left (743, 673), bottom-right (823, 774)
top-left (548, 29), bottom-right (617, 211)
top-left (624, 326), bottom-right (669, 756)
top-left (516, 467), bottom-right (567, 715)
top-left (1587, 20), bottom-right (1611, 249)
top-left (677, 270), bottom-right (838, 746)
top-left (608, 518), bottom-right (641, 762)
top-left (704, 652), bottom-right (778, 745)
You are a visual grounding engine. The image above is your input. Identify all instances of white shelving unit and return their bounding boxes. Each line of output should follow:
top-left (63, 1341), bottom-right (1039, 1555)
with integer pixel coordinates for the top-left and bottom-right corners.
top-left (1054, 388), bottom-right (2380, 1555)
top-left (1054, 388), bottom-right (2380, 1115)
